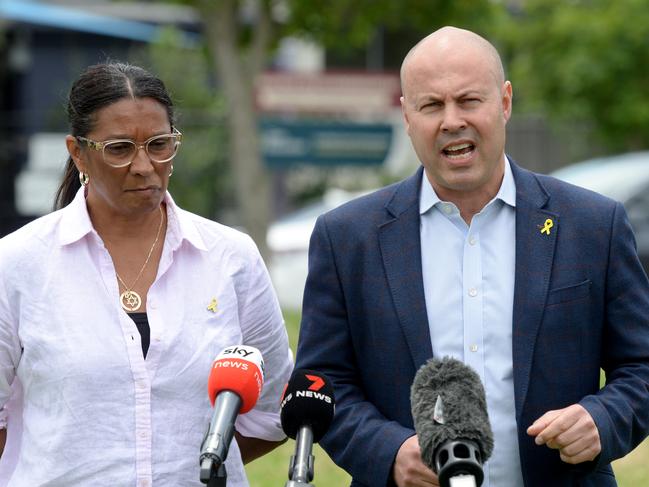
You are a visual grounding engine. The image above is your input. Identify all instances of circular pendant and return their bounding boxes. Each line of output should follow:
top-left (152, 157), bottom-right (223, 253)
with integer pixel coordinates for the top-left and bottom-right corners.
top-left (120, 290), bottom-right (142, 312)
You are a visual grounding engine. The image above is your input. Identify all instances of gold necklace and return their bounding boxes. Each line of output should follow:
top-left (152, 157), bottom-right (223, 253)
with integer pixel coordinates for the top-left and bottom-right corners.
top-left (116, 206), bottom-right (164, 312)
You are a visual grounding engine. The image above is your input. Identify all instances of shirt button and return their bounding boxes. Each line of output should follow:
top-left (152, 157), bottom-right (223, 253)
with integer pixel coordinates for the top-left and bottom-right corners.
top-left (139, 431), bottom-right (147, 439)
top-left (468, 288), bottom-right (478, 297)
top-left (443, 204), bottom-right (453, 214)
top-left (470, 344), bottom-right (479, 352)
top-left (469, 236), bottom-right (477, 245)
top-left (139, 479), bottom-right (150, 487)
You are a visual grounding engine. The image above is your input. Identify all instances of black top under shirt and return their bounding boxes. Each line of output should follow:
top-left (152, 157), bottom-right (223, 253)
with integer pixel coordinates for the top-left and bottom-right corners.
top-left (128, 313), bottom-right (150, 358)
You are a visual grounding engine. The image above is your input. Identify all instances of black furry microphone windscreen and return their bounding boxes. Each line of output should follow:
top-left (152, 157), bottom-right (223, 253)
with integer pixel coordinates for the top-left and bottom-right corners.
top-left (280, 369), bottom-right (335, 442)
top-left (410, 357), bottom-right (494, 470)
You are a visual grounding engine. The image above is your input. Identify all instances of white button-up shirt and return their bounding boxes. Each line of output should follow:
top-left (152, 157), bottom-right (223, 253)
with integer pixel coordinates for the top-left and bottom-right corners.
top-left (420, 157), bottom-right (524, 487)
top-left (0, 189), bottom-right (292, 486)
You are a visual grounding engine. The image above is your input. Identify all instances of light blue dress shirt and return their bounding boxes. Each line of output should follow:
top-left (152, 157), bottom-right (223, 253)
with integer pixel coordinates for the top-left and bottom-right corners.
top-left (419, 157), bottom-right (524, 487)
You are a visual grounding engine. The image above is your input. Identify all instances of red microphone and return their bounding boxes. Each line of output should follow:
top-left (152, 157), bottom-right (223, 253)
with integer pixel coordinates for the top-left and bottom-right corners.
top-left (200, 345), bottom-right (265, 485)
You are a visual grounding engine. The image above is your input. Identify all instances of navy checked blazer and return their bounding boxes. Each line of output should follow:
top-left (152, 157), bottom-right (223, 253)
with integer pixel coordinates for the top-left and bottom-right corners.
top-left (295, 161), bottom-right (649, 487)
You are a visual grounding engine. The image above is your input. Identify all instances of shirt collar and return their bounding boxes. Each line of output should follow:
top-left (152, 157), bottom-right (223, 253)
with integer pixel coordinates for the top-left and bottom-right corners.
top-left (58, 188), bottom-right (94, 246)
top-left (419, 155), bottom-right (517, 215)
top-left (497, 156), bottom-right (517, 208)
top-left (163, 192), bottom-right (208, 252)
top-left (57, 188), bottom-right (208, 251)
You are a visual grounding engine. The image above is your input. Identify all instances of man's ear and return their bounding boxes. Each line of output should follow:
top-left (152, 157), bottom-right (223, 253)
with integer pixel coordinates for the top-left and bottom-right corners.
top-left (502, 81), bottom-right (513, 123)
top-left (400, 96), bottom-right (411, 135)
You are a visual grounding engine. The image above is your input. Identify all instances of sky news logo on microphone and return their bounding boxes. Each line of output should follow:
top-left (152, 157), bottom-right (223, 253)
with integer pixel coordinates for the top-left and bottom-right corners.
top-left (221, 345), bottom-right (257, 358)
top-left (214, 346), bottom-right (264, 375)
top-left (209, 345), bottom-right (265, 409)
top-left (217, 345), bottom-right (266, 377)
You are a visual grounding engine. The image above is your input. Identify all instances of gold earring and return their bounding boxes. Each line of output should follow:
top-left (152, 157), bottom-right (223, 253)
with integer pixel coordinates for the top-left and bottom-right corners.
top-left (169, 165), bottom-right (174, 177)
top-left (79, 171), bottom-right (89, 186)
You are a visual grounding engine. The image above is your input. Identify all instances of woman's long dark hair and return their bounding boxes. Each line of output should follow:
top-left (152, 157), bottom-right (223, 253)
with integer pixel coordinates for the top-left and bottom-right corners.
top-left (54, 62), bottom-right (176, 209)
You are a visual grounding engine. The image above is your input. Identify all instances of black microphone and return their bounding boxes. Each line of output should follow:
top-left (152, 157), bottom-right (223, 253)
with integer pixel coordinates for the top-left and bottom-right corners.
top-left (199, 345), bottom-right (265, 485)
top-left (280, 369), bottom-right (335, 487)
top-left (410, 357), bottom-right (494, 487)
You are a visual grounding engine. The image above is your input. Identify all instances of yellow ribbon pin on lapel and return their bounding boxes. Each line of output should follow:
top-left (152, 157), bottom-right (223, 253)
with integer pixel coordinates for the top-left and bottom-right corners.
top-left (207, 298), bottom-right (218, 313)
top-left (540, 218), bottom-right (554, 235)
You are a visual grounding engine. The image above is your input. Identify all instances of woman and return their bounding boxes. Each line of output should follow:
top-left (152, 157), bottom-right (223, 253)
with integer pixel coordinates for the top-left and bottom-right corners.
top-left (0, 62), bottom-right (292, 486)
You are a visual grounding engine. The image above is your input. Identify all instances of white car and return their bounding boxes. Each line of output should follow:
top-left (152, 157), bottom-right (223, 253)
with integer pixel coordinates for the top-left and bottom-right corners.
top-left (267, 188), bottom-right (371, 310)
top-left (550, 151), bottom-right (649, 204)
top-left (550, 151), bottom-right (649, 274)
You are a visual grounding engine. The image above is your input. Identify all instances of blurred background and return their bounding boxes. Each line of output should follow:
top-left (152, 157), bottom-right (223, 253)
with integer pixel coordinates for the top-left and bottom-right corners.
top-left (0, 0), bottom-right (648, 484)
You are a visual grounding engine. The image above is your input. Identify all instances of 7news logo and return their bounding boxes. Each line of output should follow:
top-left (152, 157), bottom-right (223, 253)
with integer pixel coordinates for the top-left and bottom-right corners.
top-left (305, 374), bottom-right (325, 391)
top-left (294, 373), bottom-right (331, 403)
top-left (280, 373), bottom-right (332, 407)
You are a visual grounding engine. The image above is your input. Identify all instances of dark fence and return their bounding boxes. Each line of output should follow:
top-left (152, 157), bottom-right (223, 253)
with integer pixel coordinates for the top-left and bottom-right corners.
top-left (506, 115), bottom-right (603, 175)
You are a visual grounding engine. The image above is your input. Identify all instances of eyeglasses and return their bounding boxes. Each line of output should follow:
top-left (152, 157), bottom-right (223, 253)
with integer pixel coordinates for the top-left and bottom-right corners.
top-left (76, 128), bottom-right (182, 168)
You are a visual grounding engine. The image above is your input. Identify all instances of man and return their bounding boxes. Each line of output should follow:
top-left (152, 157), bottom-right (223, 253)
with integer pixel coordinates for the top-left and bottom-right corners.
top-left (294, 26), bottom-right (649, 487)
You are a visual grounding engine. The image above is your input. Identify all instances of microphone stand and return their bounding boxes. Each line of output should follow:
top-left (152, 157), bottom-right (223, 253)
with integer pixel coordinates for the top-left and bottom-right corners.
top-left (199, 391), bottom-right (242, 487)
top-left (436, 439), bottom-right (483, 487)
top-left (284, 426), bottom-right (315, 487)
top-left (201, 459), bottom-right (227, 487)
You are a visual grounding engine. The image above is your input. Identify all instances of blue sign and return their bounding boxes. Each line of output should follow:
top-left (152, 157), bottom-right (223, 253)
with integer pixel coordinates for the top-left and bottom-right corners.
top-left (260, 118), bottom-right (393, 167)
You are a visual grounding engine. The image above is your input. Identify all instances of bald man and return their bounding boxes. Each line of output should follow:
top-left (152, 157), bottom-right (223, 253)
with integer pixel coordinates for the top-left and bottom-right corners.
top-left (295, 27), bottom-right (649, 487)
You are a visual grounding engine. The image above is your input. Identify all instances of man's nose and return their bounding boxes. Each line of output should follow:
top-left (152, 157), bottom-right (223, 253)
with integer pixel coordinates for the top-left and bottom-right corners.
top-left (440, 104), bottom-right (467, 133)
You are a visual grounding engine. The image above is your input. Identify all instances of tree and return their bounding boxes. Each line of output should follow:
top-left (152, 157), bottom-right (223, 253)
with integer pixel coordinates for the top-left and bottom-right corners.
top-left (193, 0), bottom-right (275, 258)
top-left (287, 0), bottom-right (498, 50)
top-left (500, 0), bottom-right (649, 151)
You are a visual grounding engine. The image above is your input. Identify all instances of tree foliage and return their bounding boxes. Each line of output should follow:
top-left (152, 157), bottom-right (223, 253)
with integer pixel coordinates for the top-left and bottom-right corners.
top-left (501, 0), bottom-right (649, 151)
top-left (286, 0), bottom-right (500, 50)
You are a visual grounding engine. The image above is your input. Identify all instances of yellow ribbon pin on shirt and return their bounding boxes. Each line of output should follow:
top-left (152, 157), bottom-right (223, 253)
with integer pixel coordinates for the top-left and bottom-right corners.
top-left (207, 298), bottom-right (218, 313)
top-left (540, 218), bottom-right (554, 235)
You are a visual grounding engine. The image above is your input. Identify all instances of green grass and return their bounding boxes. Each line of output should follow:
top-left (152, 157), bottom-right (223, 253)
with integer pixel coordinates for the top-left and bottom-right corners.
top-left (245, 311), bottom-right (649, 486)
top-left (614, 440), bottom-right (649, 486)
top-left (246, 441), bottom-right (351, 486)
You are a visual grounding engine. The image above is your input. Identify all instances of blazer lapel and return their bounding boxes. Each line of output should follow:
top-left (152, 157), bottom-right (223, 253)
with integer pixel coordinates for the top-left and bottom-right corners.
top-left (510, 162), bottom-right (559, 418)
top-left (379, 167), bottom-right (433, 371)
